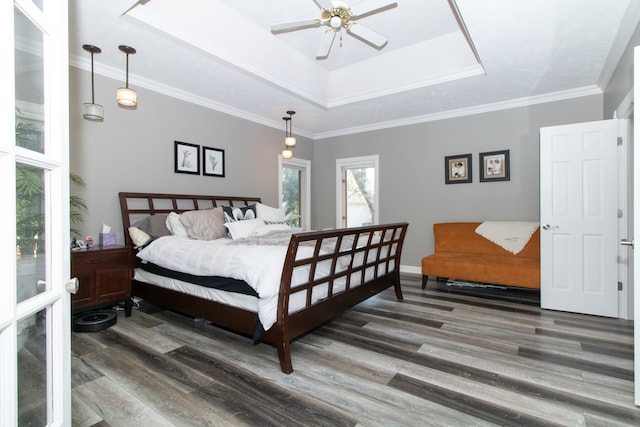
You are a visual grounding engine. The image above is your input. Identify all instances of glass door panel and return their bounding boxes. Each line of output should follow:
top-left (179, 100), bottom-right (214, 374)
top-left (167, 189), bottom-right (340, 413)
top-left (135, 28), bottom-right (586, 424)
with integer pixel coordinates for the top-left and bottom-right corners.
top-left (16, 163), bottom-right (47, 303)
top-left (282, 166), bottom-right (301, 227)
top-left (344, 166), bottom-right (375, 227)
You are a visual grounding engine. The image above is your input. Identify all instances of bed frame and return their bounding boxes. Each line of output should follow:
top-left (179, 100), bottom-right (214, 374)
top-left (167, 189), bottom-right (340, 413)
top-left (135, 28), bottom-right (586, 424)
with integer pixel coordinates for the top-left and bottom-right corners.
top-left (119, 192), bottom-right (408, 373)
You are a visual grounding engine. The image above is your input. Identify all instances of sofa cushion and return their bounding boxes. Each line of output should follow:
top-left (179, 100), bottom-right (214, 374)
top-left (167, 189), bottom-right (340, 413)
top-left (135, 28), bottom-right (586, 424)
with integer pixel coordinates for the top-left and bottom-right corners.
top-left (422, 252), bottom-right (540, 289)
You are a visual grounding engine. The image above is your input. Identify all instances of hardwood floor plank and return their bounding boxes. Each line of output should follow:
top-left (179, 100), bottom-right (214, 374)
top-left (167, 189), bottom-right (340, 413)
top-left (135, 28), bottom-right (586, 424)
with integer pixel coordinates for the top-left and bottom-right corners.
top-left (517, 347), bottom-right (634, 381)
top-left (170, 345), bottom-right (358, 427)
top-left (73, 376), bottom-right (175, 427)
top-left (79, 346), bottom-right (243, 425)
top-left (388, 373), bottom-right (566, 427)
top-left (67, 276), bottom-right (640, 426)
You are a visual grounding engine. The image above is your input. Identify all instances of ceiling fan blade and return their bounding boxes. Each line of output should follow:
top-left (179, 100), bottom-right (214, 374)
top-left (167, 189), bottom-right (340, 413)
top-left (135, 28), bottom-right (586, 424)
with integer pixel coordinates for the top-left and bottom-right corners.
top-left (271, 18), bottom-right (321, 33)
top-left (347, 23), bottom-right (387, 48)
top-left (313, 0), bottom-right (335, 10)
top-left (120, 0), bottom-right (152, 16)
top-left (350, 0), bottom-right (397, 18)
top-left (316, 30), bottom-right (337, 59)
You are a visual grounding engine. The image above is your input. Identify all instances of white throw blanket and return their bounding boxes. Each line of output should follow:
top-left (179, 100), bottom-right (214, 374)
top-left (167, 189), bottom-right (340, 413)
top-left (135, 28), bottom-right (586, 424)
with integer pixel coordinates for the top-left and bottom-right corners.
top-left (475, 221), bottom-right (539, 255)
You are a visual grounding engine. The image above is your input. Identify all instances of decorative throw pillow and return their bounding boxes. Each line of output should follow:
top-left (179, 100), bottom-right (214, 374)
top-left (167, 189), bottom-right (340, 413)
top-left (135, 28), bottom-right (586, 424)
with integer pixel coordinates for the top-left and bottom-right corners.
top-left (222, 204), bottom-right (257, 222)
top-left (225, 218), bottom-right (265, 240)
top-left (165, 212), bottom-right (189, 238)
top-left (131, 214), bottom-right (171, 238)
top-left (256, 202), bottom-right (287, 223)
top-left (179, 207), bottom-right (227, 240)
top-left (128, 226), bottom-right (152, 247)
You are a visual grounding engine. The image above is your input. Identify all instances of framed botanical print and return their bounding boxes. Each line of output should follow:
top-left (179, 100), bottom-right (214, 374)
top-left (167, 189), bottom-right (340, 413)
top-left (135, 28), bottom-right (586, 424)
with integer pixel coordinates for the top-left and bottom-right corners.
top-left (174, 141), bottom-right (200, 175)
top-left (479, 149), bottom-right (510, 182)
top-left (445, 153), bottom-right (472, 184)
top-left (203, 146), bottom-right (225, 177)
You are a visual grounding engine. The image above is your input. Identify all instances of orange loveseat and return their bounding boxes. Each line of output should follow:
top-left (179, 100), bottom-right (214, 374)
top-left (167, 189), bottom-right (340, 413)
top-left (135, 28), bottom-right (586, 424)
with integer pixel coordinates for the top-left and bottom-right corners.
top-left (421, 222), bottom-right (540, 290)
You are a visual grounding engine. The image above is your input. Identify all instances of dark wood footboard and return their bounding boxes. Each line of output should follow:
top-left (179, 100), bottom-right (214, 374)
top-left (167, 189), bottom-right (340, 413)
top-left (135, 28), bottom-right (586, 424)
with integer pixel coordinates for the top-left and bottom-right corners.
top-left (270, 222), bottom-right (409, 373)
top-left (119, 192), bottom-right (408, 373)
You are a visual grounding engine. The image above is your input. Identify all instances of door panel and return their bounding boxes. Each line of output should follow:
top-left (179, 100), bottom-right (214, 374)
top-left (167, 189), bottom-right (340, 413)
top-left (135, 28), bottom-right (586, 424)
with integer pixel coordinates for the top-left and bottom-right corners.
top-left (540, 119), bottom-right (619, 317)
top-left (2, 0), bottom-right (71, 424)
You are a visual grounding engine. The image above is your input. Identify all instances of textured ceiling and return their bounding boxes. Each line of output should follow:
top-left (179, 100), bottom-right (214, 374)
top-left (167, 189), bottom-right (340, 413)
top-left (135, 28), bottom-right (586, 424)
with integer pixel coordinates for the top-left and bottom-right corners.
top-left (68, 0), bottom-right (640, 139)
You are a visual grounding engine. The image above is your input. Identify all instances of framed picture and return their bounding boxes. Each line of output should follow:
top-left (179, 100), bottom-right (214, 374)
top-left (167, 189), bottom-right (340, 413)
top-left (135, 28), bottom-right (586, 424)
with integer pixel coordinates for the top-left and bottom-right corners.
top-left (174, 141), bottom-right (200, 175)
top-left (479, 149), bottom-right (510, 182)
top-left (444, 153), bottom-right (472, 184)
top-left (203, 146), bottom-right (225, 177)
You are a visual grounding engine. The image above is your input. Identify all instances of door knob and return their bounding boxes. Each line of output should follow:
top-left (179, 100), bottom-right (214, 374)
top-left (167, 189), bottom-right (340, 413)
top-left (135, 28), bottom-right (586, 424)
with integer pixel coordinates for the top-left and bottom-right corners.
top-left (620, 239), bottom-right (634, 248)
top-left (542, 224), bottom-right (558, 230)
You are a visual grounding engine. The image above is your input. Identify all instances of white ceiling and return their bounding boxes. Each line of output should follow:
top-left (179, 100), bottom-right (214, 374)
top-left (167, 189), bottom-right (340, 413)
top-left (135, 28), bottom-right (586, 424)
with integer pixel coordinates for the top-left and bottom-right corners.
top-left (68, 0), bottom-right (640, 139)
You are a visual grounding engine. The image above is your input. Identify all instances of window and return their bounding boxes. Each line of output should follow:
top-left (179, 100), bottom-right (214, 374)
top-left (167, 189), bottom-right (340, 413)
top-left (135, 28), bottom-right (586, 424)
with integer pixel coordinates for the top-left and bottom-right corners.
top-left (279, 156), bottom-right (310, 229)
top-left (336, 155), bottom-right (379, 228)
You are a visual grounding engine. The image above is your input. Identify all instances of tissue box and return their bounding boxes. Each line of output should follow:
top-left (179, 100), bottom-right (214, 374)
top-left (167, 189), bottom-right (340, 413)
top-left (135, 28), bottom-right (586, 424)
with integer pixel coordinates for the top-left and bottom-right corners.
top-left (99, 232), bottom-right (116, 247)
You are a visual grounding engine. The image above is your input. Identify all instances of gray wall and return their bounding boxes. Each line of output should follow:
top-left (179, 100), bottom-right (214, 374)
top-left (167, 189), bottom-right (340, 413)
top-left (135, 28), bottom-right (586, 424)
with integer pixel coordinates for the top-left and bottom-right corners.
top-left (70, 68), bottom-right (604, 270)
top-left (604, 22), bottom-right (640, 118)
top-left (70, 67), bottom-right (313, 244)
top-left (312, 95), bottom-right (603, 268)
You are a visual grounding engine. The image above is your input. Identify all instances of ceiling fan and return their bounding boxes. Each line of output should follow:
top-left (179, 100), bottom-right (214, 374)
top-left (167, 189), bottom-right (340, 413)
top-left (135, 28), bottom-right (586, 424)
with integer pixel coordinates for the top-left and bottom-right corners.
top-left (271, 0), bottom-right (397, 59)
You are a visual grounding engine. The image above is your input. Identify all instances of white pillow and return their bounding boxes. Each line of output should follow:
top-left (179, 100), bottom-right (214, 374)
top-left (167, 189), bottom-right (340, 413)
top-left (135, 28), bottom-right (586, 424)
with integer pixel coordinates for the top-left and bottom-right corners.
top-left (224, 218), bottom-right (265, 240)
top-left (165, 212), bottom-right (189, 238)
top-left (256, 202), bottom-right (287, 223)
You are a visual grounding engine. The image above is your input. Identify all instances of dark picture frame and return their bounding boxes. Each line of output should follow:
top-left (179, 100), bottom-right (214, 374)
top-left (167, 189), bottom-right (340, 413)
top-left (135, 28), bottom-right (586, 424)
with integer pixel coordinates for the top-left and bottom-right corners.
top-left (174, 141), bottom-right (200, 175)
top-left (479, 149), bottom-right (510, 182)
top-left (444, 153), bottom-right (472, 184)
top-left (203, 146), bottom-right (225, 177)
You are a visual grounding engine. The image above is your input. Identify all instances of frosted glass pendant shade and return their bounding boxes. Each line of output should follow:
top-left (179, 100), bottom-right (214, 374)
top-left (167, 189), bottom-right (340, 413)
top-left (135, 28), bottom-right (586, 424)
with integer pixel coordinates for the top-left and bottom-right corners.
top-left (282, 148), bottom-right (293, 159)
top-left (117, 87), bottom-right (137, 107)
top-left (82, 44), bottom-right (103, 121)
top-left (83, 103), bottom-right (104, 121)
top-left (285, 136), bottom-right (296, 147)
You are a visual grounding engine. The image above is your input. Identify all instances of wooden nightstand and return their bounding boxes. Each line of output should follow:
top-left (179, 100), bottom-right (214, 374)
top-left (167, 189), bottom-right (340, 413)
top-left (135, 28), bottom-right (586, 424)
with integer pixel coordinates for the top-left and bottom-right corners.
top-left (71, 245), bottom-right (133, 317)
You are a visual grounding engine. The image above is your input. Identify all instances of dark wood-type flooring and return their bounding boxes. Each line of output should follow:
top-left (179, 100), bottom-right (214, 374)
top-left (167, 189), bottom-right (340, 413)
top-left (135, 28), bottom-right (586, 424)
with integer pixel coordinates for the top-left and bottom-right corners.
top-left (70, 275), bottom-right (639, 426)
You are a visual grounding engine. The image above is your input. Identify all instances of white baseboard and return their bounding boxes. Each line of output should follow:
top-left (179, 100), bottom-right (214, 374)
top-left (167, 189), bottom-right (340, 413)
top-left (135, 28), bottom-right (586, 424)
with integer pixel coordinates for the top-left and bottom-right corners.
top-left (400, 265), bottom-right (421, 275)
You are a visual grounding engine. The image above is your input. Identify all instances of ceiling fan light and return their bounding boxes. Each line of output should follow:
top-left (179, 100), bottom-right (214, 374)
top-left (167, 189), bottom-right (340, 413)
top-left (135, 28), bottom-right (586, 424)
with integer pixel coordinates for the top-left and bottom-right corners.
top-left (82, 103), bottom-right (104, 121)
top-left (117, 87), bottom-right (137, 107)
top-left (285, 136), bottom-right (297, 147)
top-left (282, 148), bottom-right (293, 159)
top-left (330, 15), bottom-right (342, 29)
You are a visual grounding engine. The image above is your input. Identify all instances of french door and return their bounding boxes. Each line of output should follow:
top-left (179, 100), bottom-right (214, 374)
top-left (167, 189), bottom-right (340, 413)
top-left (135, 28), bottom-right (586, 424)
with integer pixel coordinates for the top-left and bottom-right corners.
top-left (336, 155), bottom-right (379, 228)
top-left (279, 155), bottom-right (311, 230)
top-left (1, 0), bottom-right (71, 425)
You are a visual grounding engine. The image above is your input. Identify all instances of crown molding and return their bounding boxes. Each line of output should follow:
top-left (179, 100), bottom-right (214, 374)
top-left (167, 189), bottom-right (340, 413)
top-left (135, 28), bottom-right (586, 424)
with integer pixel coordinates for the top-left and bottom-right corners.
top-left (72, 55), bottom-right (602, 142)
top-left (313, 85), bottom-right (603, 140)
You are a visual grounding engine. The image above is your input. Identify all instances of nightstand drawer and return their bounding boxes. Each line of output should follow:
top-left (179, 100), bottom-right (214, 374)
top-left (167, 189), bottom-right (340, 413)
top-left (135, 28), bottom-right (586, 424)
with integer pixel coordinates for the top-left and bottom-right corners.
top-left (72, 250), bottom-right (130, 271)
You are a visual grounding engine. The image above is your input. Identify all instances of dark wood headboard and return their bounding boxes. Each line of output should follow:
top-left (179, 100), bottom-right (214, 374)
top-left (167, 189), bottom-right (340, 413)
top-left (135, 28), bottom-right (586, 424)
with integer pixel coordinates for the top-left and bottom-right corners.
top-left (118, 192), bottom-right (261, 247)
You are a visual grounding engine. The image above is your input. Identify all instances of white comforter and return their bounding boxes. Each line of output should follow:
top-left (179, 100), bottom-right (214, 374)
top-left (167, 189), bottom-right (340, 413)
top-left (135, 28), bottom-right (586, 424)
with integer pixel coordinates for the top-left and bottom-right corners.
top-left (136, 233), bottom-right (316, 331)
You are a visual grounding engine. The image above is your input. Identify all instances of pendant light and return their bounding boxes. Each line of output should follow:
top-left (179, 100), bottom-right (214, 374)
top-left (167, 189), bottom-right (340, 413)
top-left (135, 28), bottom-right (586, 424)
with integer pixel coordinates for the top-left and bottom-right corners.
top-left (282, 113), bottom-right (294, 159)
top-left (82, 44), bottom-right (104, 121)
top-left (284, 110), bottom-right (296, 148)
top-left (116, 45), bottom-right (137, 107)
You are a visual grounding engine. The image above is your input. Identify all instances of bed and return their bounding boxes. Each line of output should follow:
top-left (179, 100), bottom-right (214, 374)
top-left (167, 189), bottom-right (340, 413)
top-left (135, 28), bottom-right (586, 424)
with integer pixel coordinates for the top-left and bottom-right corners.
top-left (119, 192), bottom-right (409, 373)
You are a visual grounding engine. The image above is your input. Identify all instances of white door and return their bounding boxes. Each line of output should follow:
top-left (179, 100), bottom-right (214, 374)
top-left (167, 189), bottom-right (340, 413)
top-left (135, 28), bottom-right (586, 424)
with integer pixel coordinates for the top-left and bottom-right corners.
top-left (632, 45), bottom-right (639, 407)
top-left (1, 0), bottom-right (72, 425)
top-left (540, 119), bottom-right (621, 317)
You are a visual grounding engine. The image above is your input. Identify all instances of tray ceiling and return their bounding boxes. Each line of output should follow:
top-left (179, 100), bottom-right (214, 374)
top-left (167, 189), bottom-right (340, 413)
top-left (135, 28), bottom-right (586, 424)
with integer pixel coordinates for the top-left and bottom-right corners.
top-left (68, 0), bottom-right (640, 139)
